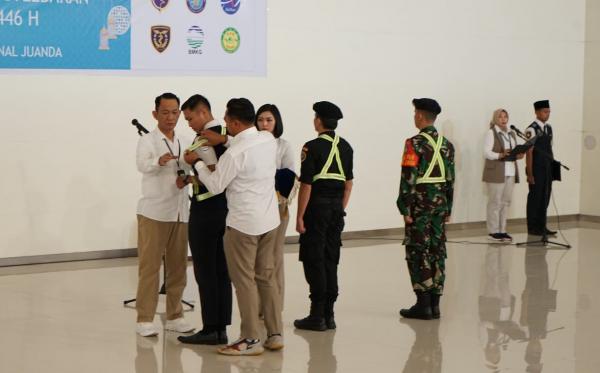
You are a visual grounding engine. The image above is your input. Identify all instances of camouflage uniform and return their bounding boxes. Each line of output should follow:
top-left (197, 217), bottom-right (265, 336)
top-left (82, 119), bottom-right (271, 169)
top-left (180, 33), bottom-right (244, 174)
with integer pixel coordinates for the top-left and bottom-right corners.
top-left (396, 125), bottom-right (455, 295)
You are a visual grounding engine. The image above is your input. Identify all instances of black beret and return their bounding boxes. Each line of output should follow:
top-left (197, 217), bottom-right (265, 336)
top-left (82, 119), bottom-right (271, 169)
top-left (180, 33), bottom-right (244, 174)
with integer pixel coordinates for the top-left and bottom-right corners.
top-left (412, 98), bottom-right (441, 115)
top-left (534, 100), bottom-right (550, 110)
top-left (313, 101), bottom-right (343, 120)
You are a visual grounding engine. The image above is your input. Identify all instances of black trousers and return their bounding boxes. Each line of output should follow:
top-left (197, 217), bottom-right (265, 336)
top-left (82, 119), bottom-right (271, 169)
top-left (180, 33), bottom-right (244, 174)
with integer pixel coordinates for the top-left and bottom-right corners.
top-left (526, 169), bottom-right (552, 232)
top-left (188, 203), bottom-right (232, 329)
top-left (299, 199), bottom-right (345, 305)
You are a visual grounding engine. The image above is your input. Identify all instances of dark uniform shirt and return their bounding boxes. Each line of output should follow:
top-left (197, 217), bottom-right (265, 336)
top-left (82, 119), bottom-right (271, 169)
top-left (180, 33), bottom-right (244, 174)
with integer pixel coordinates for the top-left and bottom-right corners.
top-left (300, 131), bottom-right (354, 200)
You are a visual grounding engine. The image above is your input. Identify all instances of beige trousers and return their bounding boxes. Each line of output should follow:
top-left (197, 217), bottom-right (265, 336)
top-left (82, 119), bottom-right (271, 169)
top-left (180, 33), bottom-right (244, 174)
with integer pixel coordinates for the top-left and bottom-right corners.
top-left (136, 215), bottom-right (188, 322)
top-left (273, 203), bottom-right (289, 309)
top-left (486, 177), bottom-right (516, 234)
top-left (224, 226), bottom-right (282, 340)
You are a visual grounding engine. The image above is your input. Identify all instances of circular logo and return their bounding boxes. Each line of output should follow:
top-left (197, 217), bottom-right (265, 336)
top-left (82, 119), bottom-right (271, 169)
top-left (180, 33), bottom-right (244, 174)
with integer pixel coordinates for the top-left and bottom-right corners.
top-left (187, 26), bottom-right (205, 53)
top-left (187, 0), bottom-right (206, 13)
top-left (220, 0), bottom-right (241, 15)
top-left (221, 27), bottom-right (240, 53)
top-left (107, 6), bottom-right (131, 36)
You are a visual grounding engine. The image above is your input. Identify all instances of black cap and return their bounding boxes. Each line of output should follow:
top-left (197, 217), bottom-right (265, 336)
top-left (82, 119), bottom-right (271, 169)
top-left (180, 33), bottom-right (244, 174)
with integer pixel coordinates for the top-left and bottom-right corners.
top-left (412, 98), bottom-right (442, 115)
top-left (534, 100), bottom-right (550, 110)
top-left (313, 101), bottom-right (343, 120)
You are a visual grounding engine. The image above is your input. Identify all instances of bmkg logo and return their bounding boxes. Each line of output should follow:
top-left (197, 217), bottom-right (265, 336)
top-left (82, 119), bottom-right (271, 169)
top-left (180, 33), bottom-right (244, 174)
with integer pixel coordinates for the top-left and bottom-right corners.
top-left (187, 0), bottom-right (206, 13)
top-left (221, 27), bottom-right (240, 53)
top-left (220, 0), bottom-right (241, 15)
top-left (187, 26), bottom-right (205, 55)
top-left (151, 25), bottom-right (171, 53)
top-left (151, 0), bottom-right (169, 11)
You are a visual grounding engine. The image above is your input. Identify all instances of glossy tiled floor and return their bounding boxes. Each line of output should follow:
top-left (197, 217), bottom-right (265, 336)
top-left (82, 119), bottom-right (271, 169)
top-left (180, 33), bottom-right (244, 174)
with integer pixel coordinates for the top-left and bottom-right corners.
top-left (1, 227), bottom-right (599, 373)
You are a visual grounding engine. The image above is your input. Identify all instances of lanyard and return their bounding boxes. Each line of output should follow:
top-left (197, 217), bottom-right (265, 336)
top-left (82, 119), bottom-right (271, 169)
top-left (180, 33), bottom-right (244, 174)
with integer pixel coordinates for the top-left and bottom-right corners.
top-left (163, 138), bottom-right (181, 169)
top-left (499, 131), bottom-right (512, 149)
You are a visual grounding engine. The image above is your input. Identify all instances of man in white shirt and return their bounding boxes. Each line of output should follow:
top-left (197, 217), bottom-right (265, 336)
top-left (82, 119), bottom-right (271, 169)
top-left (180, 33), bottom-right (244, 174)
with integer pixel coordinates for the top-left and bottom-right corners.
top-left (135, 93), bottom-right (194, 337)
top-left (184, 98), bottom-right (283, 356)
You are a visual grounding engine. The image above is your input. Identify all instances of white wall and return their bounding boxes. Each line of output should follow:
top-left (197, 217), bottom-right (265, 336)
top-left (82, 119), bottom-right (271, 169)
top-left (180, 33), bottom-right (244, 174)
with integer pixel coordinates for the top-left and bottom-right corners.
top-left (0, 0), bottom-right (587, 259)
top-left (581, 0), bottom-right (600, 216)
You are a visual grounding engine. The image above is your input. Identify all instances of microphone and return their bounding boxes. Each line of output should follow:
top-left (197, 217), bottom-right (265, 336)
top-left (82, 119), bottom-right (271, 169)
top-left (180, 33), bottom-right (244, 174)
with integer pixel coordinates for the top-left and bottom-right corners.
top-left (131, 119), bottom-right (149, 135)
top-left (510, 125), bottom-right (525, 137)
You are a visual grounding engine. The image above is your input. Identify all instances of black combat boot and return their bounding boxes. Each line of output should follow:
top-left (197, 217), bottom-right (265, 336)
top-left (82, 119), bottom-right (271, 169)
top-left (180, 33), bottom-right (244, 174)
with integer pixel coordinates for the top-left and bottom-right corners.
top-left (431, 293), bottom-right (441, 319)
top-left (324, 301), bottom-right (336, 330)
top-left (294, 302), bottom-right (327, 331)
top-left (399, 291), bottom-right (433, 320)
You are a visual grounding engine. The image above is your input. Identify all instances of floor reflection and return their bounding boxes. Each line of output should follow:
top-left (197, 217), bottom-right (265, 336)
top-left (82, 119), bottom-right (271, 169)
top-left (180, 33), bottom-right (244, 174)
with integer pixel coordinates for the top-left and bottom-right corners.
top-left (399, 319), bottom-right (442, 373)
top-left (479, 245), bottom-right (526, 371)
top-left (294, 329), bottom-right (337, 373)
top-left (521, 247), bottom-right (560, 373)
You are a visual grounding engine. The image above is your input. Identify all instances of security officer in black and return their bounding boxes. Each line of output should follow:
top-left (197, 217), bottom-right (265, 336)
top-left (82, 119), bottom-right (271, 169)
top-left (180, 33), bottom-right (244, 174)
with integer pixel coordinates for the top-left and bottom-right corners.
top-left (525, 100), bottom-right (557, 236)
top-left (179, 94), bottom-right (232, 345)
top-left (295, 101), bottom-right (354, 331)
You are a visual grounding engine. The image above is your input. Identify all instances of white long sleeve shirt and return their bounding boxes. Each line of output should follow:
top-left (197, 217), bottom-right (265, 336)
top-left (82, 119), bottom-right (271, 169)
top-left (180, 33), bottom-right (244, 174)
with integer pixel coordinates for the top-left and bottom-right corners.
top-left (136, 129), bottom-right (191, 223)
top-left (276, 137), bottom-right (295, 172)
top-left (195, 127), bottom-right (280, 235)
top-left (483, 126), bottom-right (516, 177)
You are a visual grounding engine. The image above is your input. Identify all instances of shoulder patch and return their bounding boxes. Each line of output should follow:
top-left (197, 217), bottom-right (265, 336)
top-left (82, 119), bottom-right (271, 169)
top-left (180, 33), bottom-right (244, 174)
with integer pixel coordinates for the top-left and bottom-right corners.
top-left (402, 139), bottom-right (419, 167)
top-left (301, 146), bottom-right (308, 162)
top-left (525, 131), bottom-right (532, 139)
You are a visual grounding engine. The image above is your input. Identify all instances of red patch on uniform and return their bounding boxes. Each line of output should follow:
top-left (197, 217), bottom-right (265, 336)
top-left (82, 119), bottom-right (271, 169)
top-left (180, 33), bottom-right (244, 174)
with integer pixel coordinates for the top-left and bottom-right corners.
top-left (402, 139), bottom-right (419, 167)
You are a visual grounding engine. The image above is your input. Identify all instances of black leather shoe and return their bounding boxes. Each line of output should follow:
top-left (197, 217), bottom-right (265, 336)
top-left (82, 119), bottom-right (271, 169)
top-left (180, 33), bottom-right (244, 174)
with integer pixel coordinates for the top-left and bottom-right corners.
top-left (431, 294), bottom-right (441, 319)
top-left (544, 228), bottom-right (557, 236)
top-left (294, 316), bottom-right (327, 331)
top-left (400, 291), bottom-right (433, 320)
top-left (178, 330), bottom-right (220, 345)
top-left (325, 316), bottom-right (336, 330)
top-left (217, 330), bottom-right (228, 345)
top-left (528, 229), bottom-right (543, 236)
top-left (399, 305), bottom-right (433, 320)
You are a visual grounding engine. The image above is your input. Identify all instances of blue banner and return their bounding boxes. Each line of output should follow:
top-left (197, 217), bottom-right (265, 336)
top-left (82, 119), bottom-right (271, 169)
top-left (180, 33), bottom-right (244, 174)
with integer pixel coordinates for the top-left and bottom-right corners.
top-left (0, 1), bottom-right (131, 70)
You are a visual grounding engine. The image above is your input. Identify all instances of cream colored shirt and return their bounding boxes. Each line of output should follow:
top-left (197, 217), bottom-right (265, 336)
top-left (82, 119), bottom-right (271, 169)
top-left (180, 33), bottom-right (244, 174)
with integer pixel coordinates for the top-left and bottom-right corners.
top-left (136, 129), bottom-right (191, 223)
top-left (195, 127), bottom-right (280, 235)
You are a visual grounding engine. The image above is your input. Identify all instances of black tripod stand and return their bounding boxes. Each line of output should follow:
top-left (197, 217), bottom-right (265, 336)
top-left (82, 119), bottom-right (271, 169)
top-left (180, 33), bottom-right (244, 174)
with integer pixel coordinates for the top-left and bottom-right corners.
top-left (514, 130), bottom-right (571, 249)
top-left (123, 118), bottom-right (195, 309)
top-left (123, 262), bottom-right (195, 309)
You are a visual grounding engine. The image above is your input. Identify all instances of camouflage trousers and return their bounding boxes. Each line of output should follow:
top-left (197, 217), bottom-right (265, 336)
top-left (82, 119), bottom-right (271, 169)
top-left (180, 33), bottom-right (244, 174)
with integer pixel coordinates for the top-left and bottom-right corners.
top-left (403, 212), bottom-right (447, 295)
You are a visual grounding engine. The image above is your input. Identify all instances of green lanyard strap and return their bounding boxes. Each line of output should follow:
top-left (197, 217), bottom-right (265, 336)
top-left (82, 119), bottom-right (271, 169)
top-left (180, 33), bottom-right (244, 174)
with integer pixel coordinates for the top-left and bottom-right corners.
top-left (416, 132), bottom-right (446, 184)
top-left (312, 134), bottom-right (346, 182)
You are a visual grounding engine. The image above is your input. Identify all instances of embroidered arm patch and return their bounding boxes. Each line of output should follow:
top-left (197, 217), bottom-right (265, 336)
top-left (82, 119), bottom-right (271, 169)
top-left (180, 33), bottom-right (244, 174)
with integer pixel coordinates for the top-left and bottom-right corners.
top-left (401, 139), bottom-right (419, 167)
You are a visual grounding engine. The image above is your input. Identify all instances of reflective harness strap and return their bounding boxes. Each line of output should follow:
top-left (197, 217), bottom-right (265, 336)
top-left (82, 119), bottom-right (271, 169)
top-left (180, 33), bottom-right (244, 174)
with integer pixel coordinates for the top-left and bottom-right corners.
top-left (416, 132), bottom-right (446, 184)
top-left (193, 126), bottom-right (227, 202)
top-left (312, 134), bottom-right (346, 182)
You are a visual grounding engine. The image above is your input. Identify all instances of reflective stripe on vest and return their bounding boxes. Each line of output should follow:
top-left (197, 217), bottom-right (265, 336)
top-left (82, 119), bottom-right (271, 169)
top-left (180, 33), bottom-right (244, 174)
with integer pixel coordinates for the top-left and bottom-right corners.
top-left (312, 134), bottom-right (346, 182)
top-left (194, 126), bottom-right (227, 202)
top-left (415, 132), bottom-right (446, 184)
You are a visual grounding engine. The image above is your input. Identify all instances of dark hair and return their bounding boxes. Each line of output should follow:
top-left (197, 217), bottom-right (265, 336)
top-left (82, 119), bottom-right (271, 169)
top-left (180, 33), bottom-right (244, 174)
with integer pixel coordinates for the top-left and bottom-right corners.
top-left (321, 118), bottom-right (338, 130)
top-left (417, 110), bottom-right (437, 122)
top-left (226, 98), bottom-right (255, 124)
top-left (155, 92), bottom-right (180, 111)
top-left (181, 94), bottom-right (211, 112)
top-left (255, 104), bottom-right (284, 138)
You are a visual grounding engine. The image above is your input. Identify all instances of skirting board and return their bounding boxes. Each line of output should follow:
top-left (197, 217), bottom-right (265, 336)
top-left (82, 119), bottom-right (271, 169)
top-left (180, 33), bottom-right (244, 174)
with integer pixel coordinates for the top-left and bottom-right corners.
top-left (0, 214), bottom-right (592, 267)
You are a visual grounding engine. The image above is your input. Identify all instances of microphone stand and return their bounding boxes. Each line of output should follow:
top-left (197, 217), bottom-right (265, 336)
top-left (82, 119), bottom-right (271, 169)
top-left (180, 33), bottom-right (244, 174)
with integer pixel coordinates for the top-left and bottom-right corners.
top-left (124, 119), bottom-right (194, 310)
top-left (512, 129), bottom-right (571, 249)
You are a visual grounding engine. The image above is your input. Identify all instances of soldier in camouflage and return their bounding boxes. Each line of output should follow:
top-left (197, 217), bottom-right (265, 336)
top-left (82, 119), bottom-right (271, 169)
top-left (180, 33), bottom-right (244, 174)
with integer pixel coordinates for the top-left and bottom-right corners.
top-left (397, 98), bottom-right (455, 320)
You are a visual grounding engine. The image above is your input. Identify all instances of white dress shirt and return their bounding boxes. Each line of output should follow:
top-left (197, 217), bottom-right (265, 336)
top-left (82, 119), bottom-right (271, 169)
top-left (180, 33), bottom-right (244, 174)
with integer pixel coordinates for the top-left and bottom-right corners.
top-left (136, 128), bottom-right (191, 223)
top-left (276, 137), bottom-right (295, 172)
top-left (195, 127), bottom-right (280, 235)
top-left (483, 125), bottom-right (516, 177)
